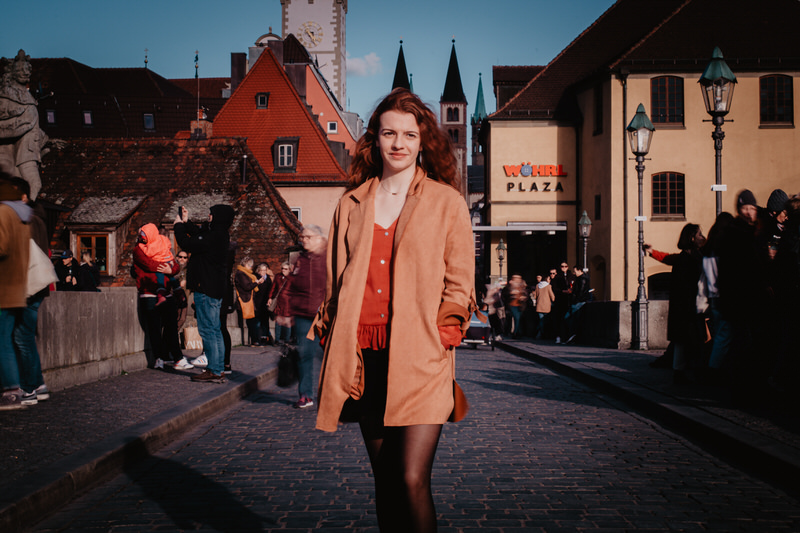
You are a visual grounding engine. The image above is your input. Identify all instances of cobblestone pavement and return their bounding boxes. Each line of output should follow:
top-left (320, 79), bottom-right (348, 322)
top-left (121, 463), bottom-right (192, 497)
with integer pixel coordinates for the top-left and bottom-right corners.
top-left (29, 345), bottom-right (800, 532)
top-left (0, 346), bottom-right (280, 487)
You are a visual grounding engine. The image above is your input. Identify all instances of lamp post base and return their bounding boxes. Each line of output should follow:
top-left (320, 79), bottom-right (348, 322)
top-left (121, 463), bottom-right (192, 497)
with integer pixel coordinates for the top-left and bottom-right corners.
top-left (633, 299), bottom-right (649, 351)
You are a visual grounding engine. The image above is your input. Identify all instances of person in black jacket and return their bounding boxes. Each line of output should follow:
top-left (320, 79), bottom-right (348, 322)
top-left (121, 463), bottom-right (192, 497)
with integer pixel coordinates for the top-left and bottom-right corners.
top-left (563, 265), bottom-right (591, 344)
top-left (551, 261), bottom-right (575, 344)
top-left (173, 204), bottom-right (235, 383)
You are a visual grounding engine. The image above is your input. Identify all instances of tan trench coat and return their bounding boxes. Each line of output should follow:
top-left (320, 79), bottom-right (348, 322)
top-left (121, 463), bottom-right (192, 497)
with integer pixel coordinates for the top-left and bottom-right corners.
top-left (314, 170), bottom-right (475, 432)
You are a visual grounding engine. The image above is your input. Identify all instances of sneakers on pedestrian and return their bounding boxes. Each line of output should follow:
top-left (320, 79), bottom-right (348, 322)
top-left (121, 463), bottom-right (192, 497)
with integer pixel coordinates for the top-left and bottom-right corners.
top-left (21, 390), bottom-right (38, 406)
top-left (154, 358), bottom-right (165, 370)
top-left (566, 334), bottom-right (577, 344)
top-left (0, 390), bottom-right (25, 410)
top-left (173, 357), bottom-right (194, 370)
top-left (191, 370), bottom-right (225, 383)
top-left (223, 365), bottom-right (232, 375)
top-left (555, 337), bottom-right (562, 344)
top-left (293, 397), bottom-right (314, 409)
top-left (34, 384), bottom-right (51, 401)
top-left (192, 354), bottom-right (208, 367)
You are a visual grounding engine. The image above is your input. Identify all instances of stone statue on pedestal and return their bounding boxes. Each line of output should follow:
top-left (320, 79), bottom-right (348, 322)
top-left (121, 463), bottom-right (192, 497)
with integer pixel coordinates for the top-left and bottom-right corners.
top-left (0, 49), bottom-right (48, 200)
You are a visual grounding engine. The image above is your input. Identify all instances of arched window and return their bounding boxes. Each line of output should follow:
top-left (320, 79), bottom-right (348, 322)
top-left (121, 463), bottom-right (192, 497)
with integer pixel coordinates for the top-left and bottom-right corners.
top-left (449, 129), bottom-right (459, 143)
top-left (650, 76), bottom-right (684, 124)
top-left (760, 75), bottom-right (793, 124)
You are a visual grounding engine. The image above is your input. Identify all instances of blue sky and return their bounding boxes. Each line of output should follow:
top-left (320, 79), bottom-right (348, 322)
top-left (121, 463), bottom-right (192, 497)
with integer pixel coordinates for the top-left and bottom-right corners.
top-left (2, 0), bottom-right (615, 124)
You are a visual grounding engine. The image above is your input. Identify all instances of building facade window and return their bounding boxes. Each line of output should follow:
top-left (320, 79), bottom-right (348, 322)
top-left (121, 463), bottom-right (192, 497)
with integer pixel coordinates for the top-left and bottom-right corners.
top-left (256, 92), bottom-right (270, 109)
top-left (273, 137), bottom-right (299, 172)
top-left (82, 110), bottom-right (94, 127)
top-left (651, 76), bottom-right (684, 124)
top-left (446, 107), bottom-right (459, 122)
top-left (143, 113), bottom-right (155, 131)
top-left (327, 121), bottom-right (338, 134)
top-left (449, 129), bottom-right (459, 143)
top-left (652, 172), bottom-right (685, 219)
top-left (46, 109), bottom-right (56, 125)
top-left (760, 74), bottom-right (793, 125)
top-left (77, 234), bottom-right (108, 274)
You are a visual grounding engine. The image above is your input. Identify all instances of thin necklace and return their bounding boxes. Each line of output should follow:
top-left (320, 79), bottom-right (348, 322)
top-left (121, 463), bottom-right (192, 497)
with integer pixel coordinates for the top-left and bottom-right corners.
top-left (380, 180), bottom-right (400, 195)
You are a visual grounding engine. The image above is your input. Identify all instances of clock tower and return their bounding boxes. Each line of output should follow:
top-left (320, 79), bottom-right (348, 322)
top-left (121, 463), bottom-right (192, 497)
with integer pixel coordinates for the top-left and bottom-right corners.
top-left (281, 0), bottom-right (347, 106)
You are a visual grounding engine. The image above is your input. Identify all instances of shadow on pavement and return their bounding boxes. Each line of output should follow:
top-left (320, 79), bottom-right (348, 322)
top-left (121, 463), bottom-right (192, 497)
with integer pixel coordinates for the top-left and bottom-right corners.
top-left (123, 442), bottom-right (276, 532)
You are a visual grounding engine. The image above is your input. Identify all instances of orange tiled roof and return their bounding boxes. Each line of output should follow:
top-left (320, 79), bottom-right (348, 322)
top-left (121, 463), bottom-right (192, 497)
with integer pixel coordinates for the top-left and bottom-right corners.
top-left (211, 48), bottom-right (347, 184)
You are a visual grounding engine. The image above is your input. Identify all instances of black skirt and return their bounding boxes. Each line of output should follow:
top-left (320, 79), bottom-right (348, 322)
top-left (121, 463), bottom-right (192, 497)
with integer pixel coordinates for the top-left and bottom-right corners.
top-left (340, 348), bottom-right (388, 434)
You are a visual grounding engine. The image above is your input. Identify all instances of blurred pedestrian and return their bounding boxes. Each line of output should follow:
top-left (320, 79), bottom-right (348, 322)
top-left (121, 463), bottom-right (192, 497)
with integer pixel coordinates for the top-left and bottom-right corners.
top-left (645, 223), bottom-right (705, 383)
top-left (551, 260), bottom-right (574, 344)
top-left (564, 265), bottom-right (591, 344)
top-left (0, 173), bottom-right (34, 410)
top-left (131, 223), bottom-right (185, 370)
top-left (533, 273), bottom-right (555, 340)
top-left (699, 212), bottom-right (735, 378)
top-left (8, 177), bottom-right (51, 404)
top-left (253, 262), bottom-right (273, 345)
top-left (287, 225), bottom-right (327, 409)
top-left (268, 262), bottom-right (293, 346)
top-left (234, 256), bottom-right (266, 346)
top-left (502, 273), bottom-right (528, 339)
top-left (76, 251), bottom-right (100, 291)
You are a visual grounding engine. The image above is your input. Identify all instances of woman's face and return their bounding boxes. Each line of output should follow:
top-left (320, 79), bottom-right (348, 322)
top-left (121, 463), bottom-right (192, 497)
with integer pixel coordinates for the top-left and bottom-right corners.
top-left (694, 229), bottom-right (706, 249)
top-left (376, 110), bottom-right (421, 176)
top-left (257, 266), bottom-right (268, 277)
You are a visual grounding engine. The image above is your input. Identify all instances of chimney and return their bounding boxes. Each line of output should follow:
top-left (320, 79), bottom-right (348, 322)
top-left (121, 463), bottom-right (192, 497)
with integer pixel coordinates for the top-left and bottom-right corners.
top-left (231, 53), bottom-right (246, 93)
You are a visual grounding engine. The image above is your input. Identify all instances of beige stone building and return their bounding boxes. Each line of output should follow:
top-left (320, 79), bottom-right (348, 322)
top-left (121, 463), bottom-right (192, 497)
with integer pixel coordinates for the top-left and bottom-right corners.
top-left (480, 0), bottom-right (800, 302)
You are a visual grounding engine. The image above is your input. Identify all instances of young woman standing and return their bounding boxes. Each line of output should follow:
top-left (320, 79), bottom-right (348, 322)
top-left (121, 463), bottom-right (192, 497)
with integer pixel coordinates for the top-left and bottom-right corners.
top-left (312, 88), bottom-right (475, 532)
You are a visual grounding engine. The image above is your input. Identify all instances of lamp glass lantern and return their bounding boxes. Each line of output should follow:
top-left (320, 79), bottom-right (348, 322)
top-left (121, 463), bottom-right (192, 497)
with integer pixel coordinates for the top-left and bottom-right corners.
top-left (495, 238), bottom-right (507, 281)
top-left (626, 104), bottom-right (655, 156)
top-left (578, 210), bottom-right (592, 239)
top-left (699, 47), bottom-right (737, 117)
top-left (495, 238), bottom-right (506, 262)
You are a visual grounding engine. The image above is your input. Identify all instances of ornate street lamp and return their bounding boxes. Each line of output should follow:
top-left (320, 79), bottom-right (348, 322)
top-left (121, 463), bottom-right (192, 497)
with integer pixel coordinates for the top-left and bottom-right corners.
top-left (496, 238), bottom-right (506, 282)
top-left (699, 47), bottom-right (736, 216)
top-left (577, 210), bottom-right (592, 273)
top-left (626, 103), bottom-right (655, 350)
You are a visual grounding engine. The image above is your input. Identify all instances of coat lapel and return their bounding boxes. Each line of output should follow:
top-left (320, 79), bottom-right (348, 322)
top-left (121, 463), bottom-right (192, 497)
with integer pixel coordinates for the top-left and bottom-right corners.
top-left (393, 169), bottom-right (426, 255)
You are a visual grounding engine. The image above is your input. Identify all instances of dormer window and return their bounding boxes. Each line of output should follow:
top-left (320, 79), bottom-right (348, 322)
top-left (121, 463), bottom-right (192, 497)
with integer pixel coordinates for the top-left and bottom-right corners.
top-left (273, 137), bottom-right (299, 172)
top-left (256, 92), bottom-right (270, 109)
top-left (143, 113), bottom-right (155, 131)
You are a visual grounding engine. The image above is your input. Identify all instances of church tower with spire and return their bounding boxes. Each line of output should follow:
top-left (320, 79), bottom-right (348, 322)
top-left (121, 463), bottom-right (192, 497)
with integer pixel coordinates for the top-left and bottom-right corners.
top-left (440, 40), bottom-right (468, 196)
top-left (471, 73), bottom-right (487, 166)
top-left (391, 40), bottom-right (410, 91)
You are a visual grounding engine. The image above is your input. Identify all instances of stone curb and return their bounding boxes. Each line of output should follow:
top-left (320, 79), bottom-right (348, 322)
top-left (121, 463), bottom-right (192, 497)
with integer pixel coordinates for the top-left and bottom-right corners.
top-left (498, 341), bottom-right (800, 493)
top-left (0, 363), bottom-right (279, 533)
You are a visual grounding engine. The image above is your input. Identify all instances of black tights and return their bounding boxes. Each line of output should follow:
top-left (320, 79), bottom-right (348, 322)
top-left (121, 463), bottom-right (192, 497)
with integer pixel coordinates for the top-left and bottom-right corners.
top-left (359, 422), bottom-right (442, 533)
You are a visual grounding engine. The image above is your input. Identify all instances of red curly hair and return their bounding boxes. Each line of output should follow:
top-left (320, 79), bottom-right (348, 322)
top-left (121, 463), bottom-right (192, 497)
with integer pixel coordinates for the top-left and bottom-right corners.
top-left (348, 88), bottom-right (459, 191)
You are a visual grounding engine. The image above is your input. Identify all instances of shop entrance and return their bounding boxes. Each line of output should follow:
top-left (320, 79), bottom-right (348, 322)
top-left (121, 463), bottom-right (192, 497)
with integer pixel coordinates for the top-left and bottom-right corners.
top-left (506, 230), bottom-right (567, 282)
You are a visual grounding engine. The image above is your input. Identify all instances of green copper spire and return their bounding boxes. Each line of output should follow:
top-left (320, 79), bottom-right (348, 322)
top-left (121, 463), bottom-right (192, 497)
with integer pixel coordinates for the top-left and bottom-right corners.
top-left (472, 73), bottom-right (487, 124)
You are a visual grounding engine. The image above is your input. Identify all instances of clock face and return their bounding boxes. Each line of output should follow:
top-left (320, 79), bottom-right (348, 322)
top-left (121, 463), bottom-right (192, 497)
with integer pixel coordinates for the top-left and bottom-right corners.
top-left (298, 21), bottom-right (323, 48)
